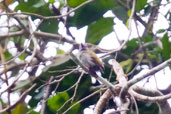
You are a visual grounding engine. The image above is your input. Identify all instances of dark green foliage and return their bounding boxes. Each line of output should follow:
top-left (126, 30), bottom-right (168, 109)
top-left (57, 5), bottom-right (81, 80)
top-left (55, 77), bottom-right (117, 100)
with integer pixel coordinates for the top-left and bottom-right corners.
top-left (0, 0), bottom-right (170, 113)
top-left (86, 18), bottom-right (114, 44)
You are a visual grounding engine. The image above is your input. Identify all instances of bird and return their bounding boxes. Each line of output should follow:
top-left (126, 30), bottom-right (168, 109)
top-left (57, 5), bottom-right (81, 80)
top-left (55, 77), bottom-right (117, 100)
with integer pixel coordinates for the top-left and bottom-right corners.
top-left (77, 44), bottom-right (104, 77)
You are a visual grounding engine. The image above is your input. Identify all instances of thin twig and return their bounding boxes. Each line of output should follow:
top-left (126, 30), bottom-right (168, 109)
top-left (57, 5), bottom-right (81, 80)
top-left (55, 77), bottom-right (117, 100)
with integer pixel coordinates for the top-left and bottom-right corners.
top-left (113, 27), bottom-right (122, 45)
top-left (0, 38), bottom-right (31, 66)
top-left (2, 1), bottom-right (28, 32)
top-left (0, 63), bottom-right (28, 95)
top-left (56, 72), bottom-right (84, 114)
top-left (0, 44), bottom-right (11, 113)
top-left (130, 93), bottom-right (139, 114)
top-left (62, 89), bottom-right (100, 114)
top-left (71, 72), bottom-right (84, 102)
top-left (40, 77), bottom-right (54, 114)
top-left (101, 0), bottom-right (136, 58)
top-left (0, 30), bottom-right (25, 42)
top-left (36, 67), bottom-right (78, 91)
top-left (127, 54), bottom-right (144, 76)
top-left (1, 0), bottom-right (94, 20)
top-left (0, 84), bottom-right (36, 113)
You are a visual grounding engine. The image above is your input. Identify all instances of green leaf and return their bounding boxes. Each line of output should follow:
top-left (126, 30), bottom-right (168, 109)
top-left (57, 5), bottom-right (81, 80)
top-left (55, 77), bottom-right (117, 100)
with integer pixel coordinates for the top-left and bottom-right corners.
top-left (28, 110), bottom-right (40, 114)
top-left (13, 79), bottom-right (32, 91)
top-left (58, 0), bottom-right (65, 8)
top-left (67, 0), bottom-right (87, 7)
top-left (143, 4), bottom-right (152, 16)
top-left (12, 102), bottom-right (28, 114)
top-left (49, 0), bottom-right (55, 3)
top-left (42, 53), bottom-right (71, 75)
top-left (127, 10), bottom-right (131, 17)
top-left (67, 101), bottom-right (80, 114)
top-left (161, 34), bottom-right (171, 60)
top-left (136, 0), bottom-right (147, 12)
top-left (147, 53), bottom-right (157, 59)
top-left (15, 0), bottom-right (52, 16)
top-left (39, 20), bottom-right (58, 33)
top-left (122, 39), bottom-right (139, 55)
top-left (19, 53), bottom-right (28, 60)
top-left (47, 92), bottom-right (69, 111)
top-left (111, 5), bottom-right (128, 23)
top-left (120, 59), bottom-right (133, 73)
top-left (4, 50), bottom-right (12, 60)
top-left (142, 35), bottom-right (153, 42)
top-left (157, 29), bottom-right (166, 34)
top-left (28, 92), bottom-right (42, 108)
top-left (126, 10), bottom-right (132, 27)
top-left (67, 0), bottom-right (117, 28)
top-left (85, 18), bottom-right (114, 44)
top-left (57, 49), bottom-right (65, 54)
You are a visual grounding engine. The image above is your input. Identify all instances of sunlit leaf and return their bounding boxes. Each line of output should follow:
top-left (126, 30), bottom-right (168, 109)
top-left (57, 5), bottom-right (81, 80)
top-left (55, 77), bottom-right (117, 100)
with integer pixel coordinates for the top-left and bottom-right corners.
top-left (120, 59), bottom-right (133, 73)
top-left (127, 10), bottom-right (131, 17)
top-left (19, 53), bottom-right (28, 60)
top-left (4, 50), bottom-right (12, 60)
top-left (49, 0), bottom-right (55, 3)
top-left (161, 34), bottom-right (171, 60)
top-left (27, 110), bottom-right (40, 114)
top-left (147, 52), bottom-right (158, 61)
top-left (12, 102), bottom-right (28, 114)
top-left (57, 49), bottom-right (65, 54)
top-left (126, 10), bottom-right (131, 27)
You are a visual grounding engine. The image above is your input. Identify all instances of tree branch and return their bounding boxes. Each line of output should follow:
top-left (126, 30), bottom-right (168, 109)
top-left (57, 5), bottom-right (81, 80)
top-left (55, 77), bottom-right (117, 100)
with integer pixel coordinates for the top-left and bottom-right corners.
top-left (130, 85), bottom-right (171, 102)
top-left (34, 31), bottom-right (76, 44)
top-left (142, 0), bottom-right (161, 37)
top-left (120, 58), bottom-right (171, 99)
top-left (94, 89), bottom-right (112, 114)
top-left (0, 30), bottom-right (25, 40)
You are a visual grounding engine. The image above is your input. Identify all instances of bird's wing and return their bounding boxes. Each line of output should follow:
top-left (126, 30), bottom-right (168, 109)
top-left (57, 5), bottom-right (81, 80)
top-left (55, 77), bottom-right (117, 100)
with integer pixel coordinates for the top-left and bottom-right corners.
top-left (84, 50), bottom-right (104, 73)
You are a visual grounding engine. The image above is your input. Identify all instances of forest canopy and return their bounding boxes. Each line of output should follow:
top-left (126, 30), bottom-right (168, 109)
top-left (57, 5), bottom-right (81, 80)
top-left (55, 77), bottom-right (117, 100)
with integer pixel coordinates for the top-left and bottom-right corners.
top-left (0, 0), bottom-right (171, 114)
